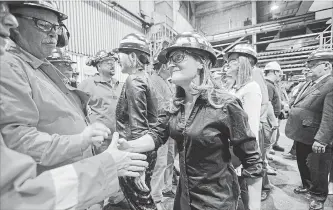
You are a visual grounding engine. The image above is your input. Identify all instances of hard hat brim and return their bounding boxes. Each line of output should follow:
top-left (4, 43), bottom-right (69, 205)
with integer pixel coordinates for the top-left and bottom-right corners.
top-left (225, 51), bottom-right (258, 65)
top-left (19, 2), bottom-right (68, 21)
top-left (49, 59), bottom-right (76, 64)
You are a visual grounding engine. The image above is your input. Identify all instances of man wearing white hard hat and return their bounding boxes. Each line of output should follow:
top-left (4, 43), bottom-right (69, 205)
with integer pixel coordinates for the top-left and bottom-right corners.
top-left (264, 61), bottom-right (285, 155)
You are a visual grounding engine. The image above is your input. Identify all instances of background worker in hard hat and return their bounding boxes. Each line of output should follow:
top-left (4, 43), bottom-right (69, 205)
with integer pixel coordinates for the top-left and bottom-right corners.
top-left (0, 2), bottom-right (148, 209)
top-left (285, 49), bottom-right (333, 210)
top-left (47, 48), bottom-right (77, 85)
top-left (78, 50), bottom-right (124, 209)
top-left (79, 50), bottom-right (122, 154)
top-left (225, 43), bottom-right (263, 210)
top-left (264, 61), bottom-right (285, 156)
top-left (149, 57), bottom-right (176, 209)
top-left (115, 31), bottom-right (262, 210)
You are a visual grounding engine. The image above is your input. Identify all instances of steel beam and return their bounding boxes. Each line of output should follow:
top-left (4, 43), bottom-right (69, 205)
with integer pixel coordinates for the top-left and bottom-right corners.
top-left (254, 33), bottom-right (320, 45)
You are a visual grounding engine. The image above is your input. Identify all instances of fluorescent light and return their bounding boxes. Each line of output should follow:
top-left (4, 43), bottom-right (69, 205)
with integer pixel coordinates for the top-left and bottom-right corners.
top-left (271, 4), bottom-right (279, 11)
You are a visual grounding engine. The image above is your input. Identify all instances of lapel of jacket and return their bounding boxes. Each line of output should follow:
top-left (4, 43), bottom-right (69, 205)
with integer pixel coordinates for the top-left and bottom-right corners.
top-left (294, 81), bottom-right (311, 104)
top-left (294, 76), bottom-right (331, 105)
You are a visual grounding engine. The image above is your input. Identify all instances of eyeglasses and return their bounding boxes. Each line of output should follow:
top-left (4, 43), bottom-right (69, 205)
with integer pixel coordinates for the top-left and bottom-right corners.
top-left (168, 50), bottom-right (203, 65)
top-left (225, 60), bottom-right (239, 67)
top-left (13, 14), bottom-right (64, 35)
top-left (168, 51), bottom-right (189, 64)
top-left (101, 60), bottom-right (116, 67)
top-left (306, 61), bottom-right (327, 69)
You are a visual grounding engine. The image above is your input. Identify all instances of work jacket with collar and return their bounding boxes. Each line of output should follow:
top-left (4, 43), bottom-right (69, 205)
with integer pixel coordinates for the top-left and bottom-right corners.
top-left (286, 75), bottom-right (333, 145)
top-left (0, 134), bottom-right (120, 210)
top-left (79, 75), bottom-right (122, 132)
top-left (265, 79), bottom-right (281, 117)
top-left (0, 41), bottom-right (92, 175)
top-left (149, 91), bottom-right (263, 210)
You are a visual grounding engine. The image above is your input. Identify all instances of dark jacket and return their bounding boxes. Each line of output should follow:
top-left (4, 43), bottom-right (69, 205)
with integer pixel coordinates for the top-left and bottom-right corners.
top-left (286, 76), bottom-right (333, 145)
top-left (149, 91), bottom-right (262, 210)
top-left (266, 79), bottom-right (281, 117)
top-left (116, 74), bottom-right (158, 140)
top-left (314, 90), bottom-right (333, 146)
top-left (116, 73), bottom-right (158, 210)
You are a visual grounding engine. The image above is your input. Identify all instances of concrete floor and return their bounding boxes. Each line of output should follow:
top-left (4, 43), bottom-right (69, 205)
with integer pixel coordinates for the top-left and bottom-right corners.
top-left (161, 120), bottom-right (333, 210)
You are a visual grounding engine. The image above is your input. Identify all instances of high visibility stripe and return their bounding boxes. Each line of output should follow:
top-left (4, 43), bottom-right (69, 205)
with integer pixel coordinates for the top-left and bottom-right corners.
top-left (50, 164), bottom-right (78, 210)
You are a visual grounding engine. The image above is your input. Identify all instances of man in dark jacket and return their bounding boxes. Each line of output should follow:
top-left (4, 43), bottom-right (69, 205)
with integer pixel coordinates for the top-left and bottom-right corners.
top-left (285, 49), bottom-right (333, 210)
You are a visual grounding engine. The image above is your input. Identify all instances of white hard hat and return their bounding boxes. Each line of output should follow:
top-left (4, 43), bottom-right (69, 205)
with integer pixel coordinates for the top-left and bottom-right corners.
top-left (264, 61), bottom-right (282, 72)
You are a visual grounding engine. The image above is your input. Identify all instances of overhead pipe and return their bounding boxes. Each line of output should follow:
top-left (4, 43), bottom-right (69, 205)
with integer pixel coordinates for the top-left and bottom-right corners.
top-left (222, 36), bottom-right (248, 53)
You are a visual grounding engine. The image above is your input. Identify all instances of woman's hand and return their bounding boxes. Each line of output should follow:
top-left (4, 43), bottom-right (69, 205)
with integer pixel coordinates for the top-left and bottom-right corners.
top-left (116, 138), bottom-right (133, 152)
top-left (106, 132), bottom-right (148, 177)
top-left (134, 172), bottom-right (149, 192)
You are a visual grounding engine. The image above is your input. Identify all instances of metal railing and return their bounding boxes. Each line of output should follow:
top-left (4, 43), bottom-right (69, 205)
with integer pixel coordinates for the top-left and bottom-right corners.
top-left (148, 22), bottom-right (178, 58)
top-left (317, 24), bottom-right (332, 50)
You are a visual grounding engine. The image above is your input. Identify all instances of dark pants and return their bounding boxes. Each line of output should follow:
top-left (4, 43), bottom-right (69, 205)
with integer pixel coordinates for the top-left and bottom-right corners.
top-left (296, 141), bottom-right (333, 202)
top-left (289, 141), bottom-right (296, 155)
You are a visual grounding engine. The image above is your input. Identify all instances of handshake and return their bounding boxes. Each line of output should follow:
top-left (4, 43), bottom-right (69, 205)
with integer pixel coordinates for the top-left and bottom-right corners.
top-left (81, 122), bottom-right (148, 177)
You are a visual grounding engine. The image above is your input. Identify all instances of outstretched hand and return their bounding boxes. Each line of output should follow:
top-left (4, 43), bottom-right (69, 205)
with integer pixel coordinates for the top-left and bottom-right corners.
top-left (106, 132), bottom-right (148, 177)
top-left (134, 172), bottom-right (149, 192)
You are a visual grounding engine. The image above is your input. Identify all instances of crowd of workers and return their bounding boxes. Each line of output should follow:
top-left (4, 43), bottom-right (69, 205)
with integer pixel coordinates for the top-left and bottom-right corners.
top-left (0, 1), bottom-right (332, 210)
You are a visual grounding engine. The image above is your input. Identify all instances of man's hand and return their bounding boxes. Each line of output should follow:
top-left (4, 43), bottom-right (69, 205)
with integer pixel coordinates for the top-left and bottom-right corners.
top-left (312, 141), bottom-right (327, 153)
top-left (80, 122), bottom-right (111, 147)
top-left (106, 132), bottom-right (148, 177)
top-left (134, 172), bottom-right (149, 192)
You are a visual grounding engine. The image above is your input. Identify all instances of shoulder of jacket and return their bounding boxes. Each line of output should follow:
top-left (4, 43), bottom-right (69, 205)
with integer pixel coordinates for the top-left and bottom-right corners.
top-left (126, 74), bottom-right (147, 86)
top-left (0, 52), bottom-right (32, 78)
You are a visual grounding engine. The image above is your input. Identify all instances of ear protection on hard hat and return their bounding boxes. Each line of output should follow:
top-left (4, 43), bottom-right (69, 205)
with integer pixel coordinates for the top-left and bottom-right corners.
top-left (138, 54), bottom-right (149, 65)
top-left (57, 23), bottom-right (70, 48)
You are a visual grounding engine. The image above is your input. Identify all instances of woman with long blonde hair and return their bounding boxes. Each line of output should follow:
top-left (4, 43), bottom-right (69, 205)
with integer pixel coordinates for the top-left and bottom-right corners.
top-left (225, 44), bottom-right (263, 210)
top-left (116, 32), bottom-right (262, 210)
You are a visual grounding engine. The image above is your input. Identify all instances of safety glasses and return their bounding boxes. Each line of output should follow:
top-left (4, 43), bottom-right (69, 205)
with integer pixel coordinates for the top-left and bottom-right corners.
top-left (100, 59), bottom-right (116, 67)
top-left (168, 50), bottom-right (203, 65)
top-left (168, 50), bottom-right (188, 64)
top-left (14, 14), bottom-right (64, 35)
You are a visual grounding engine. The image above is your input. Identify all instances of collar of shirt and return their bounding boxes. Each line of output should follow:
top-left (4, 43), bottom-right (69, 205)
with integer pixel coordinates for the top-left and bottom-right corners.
top-left (265, 78), bottom-right (276, 86)
top-left (93, 74), bottom-right (119, 86)
top-left (312, 74), bottom-right (330, 85)
top-left (6, 39), bottom-right (46, 69)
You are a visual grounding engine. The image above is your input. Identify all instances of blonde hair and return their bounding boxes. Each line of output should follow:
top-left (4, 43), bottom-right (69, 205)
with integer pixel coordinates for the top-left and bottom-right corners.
top-left (165, 52), bottom-right (231, 113)
top-left (233, 55), bottom-right (253, 90)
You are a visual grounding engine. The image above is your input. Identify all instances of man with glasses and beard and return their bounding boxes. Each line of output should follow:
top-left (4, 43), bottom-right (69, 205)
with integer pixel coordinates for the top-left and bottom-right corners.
top-left (0, 0), bottom-right (111, 174)
top-left (286, 49), bottom-right (333, 210)
top-left (0, 1), bottom-right (148, 209)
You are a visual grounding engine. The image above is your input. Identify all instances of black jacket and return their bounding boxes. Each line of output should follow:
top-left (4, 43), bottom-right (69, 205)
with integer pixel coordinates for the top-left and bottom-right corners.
top-left (116, 74), bottom-right (158, 140)
top-left (149, 91), bottom-right (262, 210)
top-left (286, 76), bottom-right (333, 145)
top-left (116, 73), bottom-right (159, 209)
